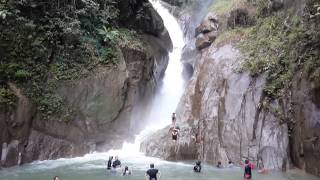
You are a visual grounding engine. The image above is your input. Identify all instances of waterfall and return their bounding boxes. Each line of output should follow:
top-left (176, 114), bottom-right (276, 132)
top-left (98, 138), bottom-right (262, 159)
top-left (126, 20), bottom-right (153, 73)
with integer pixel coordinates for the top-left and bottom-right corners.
top-left (107, 0), bottom-right (185, 157)
top-left (6, 1), bottom-right (187, 169)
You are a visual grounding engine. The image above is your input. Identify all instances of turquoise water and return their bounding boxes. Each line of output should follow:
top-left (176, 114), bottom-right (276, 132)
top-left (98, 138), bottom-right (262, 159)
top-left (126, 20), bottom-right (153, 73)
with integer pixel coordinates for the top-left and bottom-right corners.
top-left (0, 153), bottom-right (319, 180)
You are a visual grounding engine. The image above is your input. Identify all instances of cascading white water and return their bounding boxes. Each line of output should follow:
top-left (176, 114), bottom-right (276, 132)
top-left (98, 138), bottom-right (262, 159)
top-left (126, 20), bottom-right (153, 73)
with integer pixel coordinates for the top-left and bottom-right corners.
top-left (108, 0), bottom-right (185, 157)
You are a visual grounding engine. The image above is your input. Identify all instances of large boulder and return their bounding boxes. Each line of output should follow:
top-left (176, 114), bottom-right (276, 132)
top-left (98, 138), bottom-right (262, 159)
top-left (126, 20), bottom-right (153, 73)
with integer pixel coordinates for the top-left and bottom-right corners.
top-left (195, 31), bottom-right (217, 50)
top-left (195, 13), bottom-right (219, 37)
top-left (194, 13), bottom-right (219, 50)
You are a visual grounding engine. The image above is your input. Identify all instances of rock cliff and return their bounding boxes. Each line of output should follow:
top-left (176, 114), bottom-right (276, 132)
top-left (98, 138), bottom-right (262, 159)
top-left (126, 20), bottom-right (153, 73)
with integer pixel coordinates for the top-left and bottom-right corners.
top-left (141, 0), bottom-right (320, 176)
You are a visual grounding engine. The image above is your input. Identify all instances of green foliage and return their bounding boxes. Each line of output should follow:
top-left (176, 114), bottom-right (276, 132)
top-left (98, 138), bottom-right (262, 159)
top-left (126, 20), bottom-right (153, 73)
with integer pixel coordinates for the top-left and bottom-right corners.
top-left (0, 0), bottom-right (128, 121)
top-left (213, 27), bottom-right (252, 47)
top-left (256, 0), bottom-right (269, 16)
top-left (98, 47), bottom-right (117, 64)
top-left (238, 12), bottom-right (320, 98)
top-left (14, 69), bottom-right (32, 79)
top-left (0, 87), bottom-right (16, 107)
top-left (98, 26), bottom-right (119, 44)
top-left (117, 28), bottom-right (144, 50)
top-left (238, 15), bottom-right (285, 76)
top-left (37, 93), bottom-right (74, 121)
top-left (209, 0), bottom-right (246, 17)
top-left (37, 94), bottom-right (63, 115)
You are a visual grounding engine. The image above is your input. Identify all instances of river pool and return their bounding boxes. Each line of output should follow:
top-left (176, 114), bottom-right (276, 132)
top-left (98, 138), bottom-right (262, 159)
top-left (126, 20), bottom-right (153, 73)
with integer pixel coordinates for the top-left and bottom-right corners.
top-left (0, 152), bottom-right (319, 180)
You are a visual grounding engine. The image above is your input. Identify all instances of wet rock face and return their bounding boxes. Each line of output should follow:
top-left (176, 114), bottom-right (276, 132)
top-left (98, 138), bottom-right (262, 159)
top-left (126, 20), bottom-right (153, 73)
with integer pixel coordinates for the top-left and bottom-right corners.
top-left (195, 13), bottom-right (219, 50)
top-left (141, 45), bottom-right (289, 170)
top-left (289, 77), bottom-right (320, 176)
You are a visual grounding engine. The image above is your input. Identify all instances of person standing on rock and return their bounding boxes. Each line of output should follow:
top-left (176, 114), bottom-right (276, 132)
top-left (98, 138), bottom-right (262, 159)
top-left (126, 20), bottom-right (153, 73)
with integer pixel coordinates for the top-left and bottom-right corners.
top-left (244, 159), bottom-right (252, 180)
top-left (172, 113), bottom-right (176, 125)
top-left (146, 163), bottom-right (161, 180)
top-left (170, 113), bottom-right (177, 131)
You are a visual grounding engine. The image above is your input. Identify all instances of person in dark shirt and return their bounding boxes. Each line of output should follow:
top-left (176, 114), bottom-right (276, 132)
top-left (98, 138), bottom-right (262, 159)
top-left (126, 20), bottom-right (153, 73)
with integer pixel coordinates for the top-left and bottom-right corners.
top-left (107, 156), bottom-right (113, 170)
top-left (193, 161), bottom-right (201, 173)
top-left (145, 163), bottom-right (161, 180)
top-left (112, 156), bottom-right (121, 168)
top-left (244, 159), bottom-right (252, 179)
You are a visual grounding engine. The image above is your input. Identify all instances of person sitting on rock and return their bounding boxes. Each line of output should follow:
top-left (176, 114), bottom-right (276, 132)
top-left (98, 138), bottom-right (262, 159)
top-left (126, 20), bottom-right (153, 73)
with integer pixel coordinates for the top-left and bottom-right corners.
top-left (193, 161), bottom-right (202, 173)
top-left (216, 161), bottom-right (223, 168)
top-left (112, 156), bottom-right (121, 169)
top-left (123, 166), bottom-right (132, 176)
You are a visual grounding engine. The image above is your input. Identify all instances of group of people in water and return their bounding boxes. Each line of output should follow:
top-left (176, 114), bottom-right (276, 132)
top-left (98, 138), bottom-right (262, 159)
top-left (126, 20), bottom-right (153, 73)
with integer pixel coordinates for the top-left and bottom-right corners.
top-left (106, 156), bottom-right (160, 179)
top-left (193, 158), bottom-right (268, 179)
top-left (193, 159), bottom-right (252, 179)
top-left (107, 156), bottom-right (131, 176)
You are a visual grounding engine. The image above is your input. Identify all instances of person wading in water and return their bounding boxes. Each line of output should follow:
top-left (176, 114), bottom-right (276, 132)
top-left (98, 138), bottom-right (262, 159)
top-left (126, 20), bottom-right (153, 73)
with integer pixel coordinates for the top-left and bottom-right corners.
top-left (107, 156), bottom-right (113, 170)
top-left (244, 159), bottom-right (252, 180)
top-left (146, 163), bottom-right (161, 180)
top-left (193, 161), bottom-right (202, 173)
